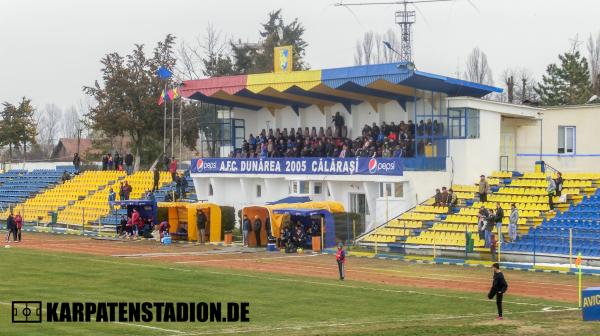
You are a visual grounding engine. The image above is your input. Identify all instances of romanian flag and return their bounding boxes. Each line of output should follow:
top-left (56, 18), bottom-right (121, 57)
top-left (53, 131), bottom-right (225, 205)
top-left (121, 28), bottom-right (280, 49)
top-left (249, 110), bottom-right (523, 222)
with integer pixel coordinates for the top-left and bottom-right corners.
top-left (158, 88), bottom-right (180, 105)
top-left (575, 253), bottom-right (582, 267)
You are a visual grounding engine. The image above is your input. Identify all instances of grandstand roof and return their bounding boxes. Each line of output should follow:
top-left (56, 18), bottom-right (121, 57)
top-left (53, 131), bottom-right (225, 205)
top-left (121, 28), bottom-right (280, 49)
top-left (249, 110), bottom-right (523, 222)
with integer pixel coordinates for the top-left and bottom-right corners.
top-left (181, 62), bottom-right (503, 112)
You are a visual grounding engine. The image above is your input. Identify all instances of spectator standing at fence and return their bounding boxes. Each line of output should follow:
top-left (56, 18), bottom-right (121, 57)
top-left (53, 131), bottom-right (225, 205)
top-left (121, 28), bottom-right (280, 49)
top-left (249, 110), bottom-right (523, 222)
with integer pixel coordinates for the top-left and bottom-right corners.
top-left (114, 153), bottom-right (122, 171)
top-left (73, 153), bottom-right (81, 171)
top-left (546, 176), bottom-right (556, 210)
top-left (494, 203), bottom-right (504, 243)
top-left (479, 175), bottom-right (489, 202)
top-left (196, 210), bottom-right (207, 244)
top-left (101, 154), bottom-right (108, 171)
top-left (253, 215), bottom-right (262, 247)
top-left (336, 243), bottom-right (346, 280)
top-left (15, 212), bottom-right (23, 242)
top-left (124, 152), bottom-right (134, 175)
top-left (508, 204), bottom-right (518, 242)
top-left (5, 212), bottom-right (16, 243)
top-left (242, 215), bottom-right (251, 247)
top-left (118, 215), bottom-right (127, 236)
top-left (488, 263), bottom-right (508, 320)
top-left (152, 168), bottom-right (160, 192)
top-left (107, 153), bottom-right (114, 170)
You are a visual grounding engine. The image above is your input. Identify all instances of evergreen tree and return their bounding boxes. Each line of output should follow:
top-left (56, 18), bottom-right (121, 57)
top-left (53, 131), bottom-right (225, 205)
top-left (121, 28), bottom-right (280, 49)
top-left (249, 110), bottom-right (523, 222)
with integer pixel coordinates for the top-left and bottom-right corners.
top-left (231, 9), bottom-right (308, 74)
top-left (0, 98), bottom-right (37, 160)
top-left (535, 51), bottom-right (592, 105)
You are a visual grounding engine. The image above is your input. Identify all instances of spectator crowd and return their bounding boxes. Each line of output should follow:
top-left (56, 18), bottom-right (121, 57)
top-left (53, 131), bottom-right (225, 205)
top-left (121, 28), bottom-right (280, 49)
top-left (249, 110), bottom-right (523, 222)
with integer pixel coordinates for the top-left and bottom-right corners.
top-left (232, 113), bottom-right (444, 159)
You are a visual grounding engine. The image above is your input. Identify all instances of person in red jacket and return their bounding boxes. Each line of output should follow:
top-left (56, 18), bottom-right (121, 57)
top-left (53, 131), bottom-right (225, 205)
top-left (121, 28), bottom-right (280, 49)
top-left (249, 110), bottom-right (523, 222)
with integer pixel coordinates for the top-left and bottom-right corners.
top-left (131, 209), bottom-right (140, 238)
top-left (15, 212), bottom-right (23, 242)
top-left (336, 243), bottom-right (346, 281)
top-left (169, 157), bottom-right (177, 181)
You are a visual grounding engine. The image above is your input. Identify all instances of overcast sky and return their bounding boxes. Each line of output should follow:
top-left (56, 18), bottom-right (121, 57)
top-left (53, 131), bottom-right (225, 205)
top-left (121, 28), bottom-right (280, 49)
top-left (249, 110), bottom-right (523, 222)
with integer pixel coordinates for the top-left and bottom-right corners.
top-left (1, 0), bottom-right (599, 111)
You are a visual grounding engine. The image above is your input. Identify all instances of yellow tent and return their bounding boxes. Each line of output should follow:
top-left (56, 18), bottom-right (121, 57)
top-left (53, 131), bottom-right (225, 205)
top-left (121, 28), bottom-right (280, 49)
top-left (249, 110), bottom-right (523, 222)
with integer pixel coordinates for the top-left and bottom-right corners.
top-left (242, 201), bottom-right (344, 246)
top-left (158, 202), bottom-right (221, 242)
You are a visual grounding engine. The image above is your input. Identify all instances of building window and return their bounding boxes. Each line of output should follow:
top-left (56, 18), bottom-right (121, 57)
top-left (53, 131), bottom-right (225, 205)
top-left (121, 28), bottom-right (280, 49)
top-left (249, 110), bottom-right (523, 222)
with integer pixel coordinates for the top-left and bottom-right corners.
top-left (256, 185), bottom-right (262, 198)
top-left (448, 108), bottom-right (479, 139)
top-left (313, 182), bottom-right (322, 195)
top-left (208, 184), bottom-right (213, 196)
top-left (290, 181), bottom-right (309, 194)
top-left (558, 126), bottom-right (575, 154)
top-left (379, 182), bottom-right (404, 198)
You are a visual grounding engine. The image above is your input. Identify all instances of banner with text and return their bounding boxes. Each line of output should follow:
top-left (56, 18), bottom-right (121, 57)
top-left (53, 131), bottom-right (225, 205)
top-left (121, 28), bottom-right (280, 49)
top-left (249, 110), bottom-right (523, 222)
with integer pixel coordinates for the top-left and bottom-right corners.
top-left (191, 157), bottom-right (403, 176)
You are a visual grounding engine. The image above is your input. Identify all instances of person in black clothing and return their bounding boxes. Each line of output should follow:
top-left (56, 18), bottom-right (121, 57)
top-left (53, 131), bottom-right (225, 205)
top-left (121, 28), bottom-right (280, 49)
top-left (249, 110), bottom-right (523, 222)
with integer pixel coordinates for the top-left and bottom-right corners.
top-left (196, 210), bottom-right (207, 244)
top-left (181, 175), bottom-right (189, 199)
top-left (554, 172), bottom-right (564, 197)
top-left (124, 152), bottom-right (134, 175)
top-left (73, 153), bottom-right (81, 171)
top-left (5, 212), bottom-right (17, 242)
top-left (163, 154), bottom-right (170, 172)
top-left (332, 111), bottom-right (345, 138)
top-left (253, 215), bottom-right (262, 247)
top-left (101, 154), bottom-right (108, 171)
top-left (118, 215), bottom-right (127, 236)
top-left (488, 263), bottom-right (508, 320)
top-left (493, 203), bottom-right (504, 244)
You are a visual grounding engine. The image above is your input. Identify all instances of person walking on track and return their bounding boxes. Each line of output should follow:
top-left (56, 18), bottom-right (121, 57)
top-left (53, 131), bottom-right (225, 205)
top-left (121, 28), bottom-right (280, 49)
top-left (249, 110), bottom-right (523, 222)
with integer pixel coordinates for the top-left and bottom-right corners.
top-left (15, 212), bottom-right (23, 242)
top-left (5, 212), bottom-right (17, 243)
top-left (488, 263), bottom-right (508, 320)
top-left (336, 243), bottom-right (346, 280)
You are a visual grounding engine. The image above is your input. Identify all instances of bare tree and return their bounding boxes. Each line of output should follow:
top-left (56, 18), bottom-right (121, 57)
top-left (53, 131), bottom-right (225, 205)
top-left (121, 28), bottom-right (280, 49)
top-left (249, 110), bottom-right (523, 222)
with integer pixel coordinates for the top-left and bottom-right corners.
top-left (62, 105), bottom-right (82, 139)
top-left (499, 67), bottom-right (537, 104)
top-left (588, 32), bottom-right (600, 95)
top-left (35, 104), bottom-right (62, 157)
top-left (464, 47), bottom-right (493, 85)
top-left (354, 40), bottom-right (363, 65)
top-left (176, 23), bottom-right (231, 79)
top-left (354, 29), bottom-right (402, 65)
top-left (500, 69), bottom-right (515, 103)
top-left (361, 31), bottom-right (375, 65)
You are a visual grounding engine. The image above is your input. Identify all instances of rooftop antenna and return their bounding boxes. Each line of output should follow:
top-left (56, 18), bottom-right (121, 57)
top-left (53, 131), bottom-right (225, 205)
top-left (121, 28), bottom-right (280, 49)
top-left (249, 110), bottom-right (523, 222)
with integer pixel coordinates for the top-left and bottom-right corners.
top-left (336, 0), bottom-right (454, 63)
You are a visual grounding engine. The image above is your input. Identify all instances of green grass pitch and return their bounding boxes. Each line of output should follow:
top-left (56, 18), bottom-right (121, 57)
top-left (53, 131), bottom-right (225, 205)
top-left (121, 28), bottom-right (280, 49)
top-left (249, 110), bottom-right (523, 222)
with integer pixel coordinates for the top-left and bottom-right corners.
top-left (0, 248), bottom-right (598, 335)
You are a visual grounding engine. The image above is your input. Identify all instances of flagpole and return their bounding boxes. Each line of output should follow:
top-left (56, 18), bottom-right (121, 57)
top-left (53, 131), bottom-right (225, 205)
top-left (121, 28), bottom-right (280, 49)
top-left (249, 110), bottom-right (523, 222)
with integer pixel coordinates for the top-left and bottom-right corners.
top-left (179, 97), bottom-right (183, 162)
top-left (163, 82), bottom-right (167, 155)
top-left (171, 89), bottom-right (175, 159)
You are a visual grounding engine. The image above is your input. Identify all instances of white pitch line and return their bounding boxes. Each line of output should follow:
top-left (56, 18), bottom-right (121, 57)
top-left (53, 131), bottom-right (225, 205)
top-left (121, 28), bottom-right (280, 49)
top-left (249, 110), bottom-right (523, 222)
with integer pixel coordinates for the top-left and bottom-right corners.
top-left (114, 321), bottom-right (184, 334)
top-left (175, 253), bottom-right (320, 264)
top-left (171, 306), bottom-right (580, 336)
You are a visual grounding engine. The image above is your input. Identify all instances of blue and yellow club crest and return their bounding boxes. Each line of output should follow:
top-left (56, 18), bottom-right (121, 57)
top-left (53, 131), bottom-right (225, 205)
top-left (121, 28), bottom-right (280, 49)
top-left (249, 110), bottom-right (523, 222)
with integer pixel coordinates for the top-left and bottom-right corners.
top-left (274, 46), bottom-right (293, 72)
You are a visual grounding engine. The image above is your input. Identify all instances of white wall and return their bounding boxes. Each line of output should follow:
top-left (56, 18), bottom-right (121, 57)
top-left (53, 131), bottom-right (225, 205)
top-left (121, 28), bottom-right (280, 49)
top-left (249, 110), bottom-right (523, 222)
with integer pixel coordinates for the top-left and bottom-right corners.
top-left (274, 106), bottom-right (299, 131)
top-left (448, 110), bottom-right (502, 185)
top-left (514, 105), bottom-right (600, 173)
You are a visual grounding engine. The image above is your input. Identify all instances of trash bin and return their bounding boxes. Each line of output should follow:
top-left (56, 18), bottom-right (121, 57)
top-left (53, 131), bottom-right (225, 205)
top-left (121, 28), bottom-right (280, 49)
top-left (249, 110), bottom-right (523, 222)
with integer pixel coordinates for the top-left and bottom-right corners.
top-left (224, 232), bottom-right (233, 245)
top-left (50, 211), bottom-right (57, 227)
top-left (465, 231), bottom-right (474, 253)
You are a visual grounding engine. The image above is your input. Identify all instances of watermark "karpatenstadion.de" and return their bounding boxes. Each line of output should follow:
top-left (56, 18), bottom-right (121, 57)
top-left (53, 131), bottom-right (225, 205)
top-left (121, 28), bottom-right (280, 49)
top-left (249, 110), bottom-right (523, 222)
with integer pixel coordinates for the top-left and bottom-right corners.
top-left (12, 301), bottom-right (250, 323)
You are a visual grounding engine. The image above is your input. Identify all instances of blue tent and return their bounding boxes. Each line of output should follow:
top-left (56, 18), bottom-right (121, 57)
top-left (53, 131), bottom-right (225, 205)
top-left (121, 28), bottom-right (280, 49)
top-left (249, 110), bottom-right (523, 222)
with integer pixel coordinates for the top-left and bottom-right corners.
top-left (266, 196), bottom-right (311, 205)
top-left (111, 200), bottom-right (157, 222)
top-left (271, 208), bottom-right (336, 248)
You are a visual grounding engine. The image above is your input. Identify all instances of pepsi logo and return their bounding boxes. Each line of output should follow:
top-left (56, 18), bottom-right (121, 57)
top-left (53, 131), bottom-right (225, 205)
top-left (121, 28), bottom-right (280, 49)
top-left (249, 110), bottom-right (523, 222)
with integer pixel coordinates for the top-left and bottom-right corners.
top-left (368, 158), bottom-right (378, 173)
top-left (196, 159), bottom-right (204, 172)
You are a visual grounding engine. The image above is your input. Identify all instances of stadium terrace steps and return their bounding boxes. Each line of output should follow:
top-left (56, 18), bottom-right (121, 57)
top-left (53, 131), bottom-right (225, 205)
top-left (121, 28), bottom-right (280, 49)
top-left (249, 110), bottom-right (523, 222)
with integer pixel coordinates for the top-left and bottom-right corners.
top-left (3, 170), bottom-right (126, 223)
top-left (359, 170), bottom-right (600, 254)
top-left (503, 190), bottom-right (600, 258)
top-left (57, 171), bottom-right (172, 227)
top-left (0, 169), bottom-right (65, 216)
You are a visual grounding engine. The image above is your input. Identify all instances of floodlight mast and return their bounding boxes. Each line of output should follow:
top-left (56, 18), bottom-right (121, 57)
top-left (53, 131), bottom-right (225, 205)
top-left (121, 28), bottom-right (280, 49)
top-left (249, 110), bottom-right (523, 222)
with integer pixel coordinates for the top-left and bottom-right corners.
top-left (335, 0), bottom-right (453, 63)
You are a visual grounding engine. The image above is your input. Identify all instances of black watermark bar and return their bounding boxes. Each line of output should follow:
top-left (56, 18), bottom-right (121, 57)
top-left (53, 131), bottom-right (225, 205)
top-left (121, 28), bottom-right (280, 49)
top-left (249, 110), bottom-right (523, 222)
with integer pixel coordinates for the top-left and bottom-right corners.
top-left (11, 301), bottom-right (249, 323)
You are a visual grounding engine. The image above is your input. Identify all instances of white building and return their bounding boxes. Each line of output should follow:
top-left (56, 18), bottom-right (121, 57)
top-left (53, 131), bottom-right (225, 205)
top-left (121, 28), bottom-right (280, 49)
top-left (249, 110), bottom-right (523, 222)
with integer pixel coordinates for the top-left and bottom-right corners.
top-left (181, 62), bottom-right (600, 232)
